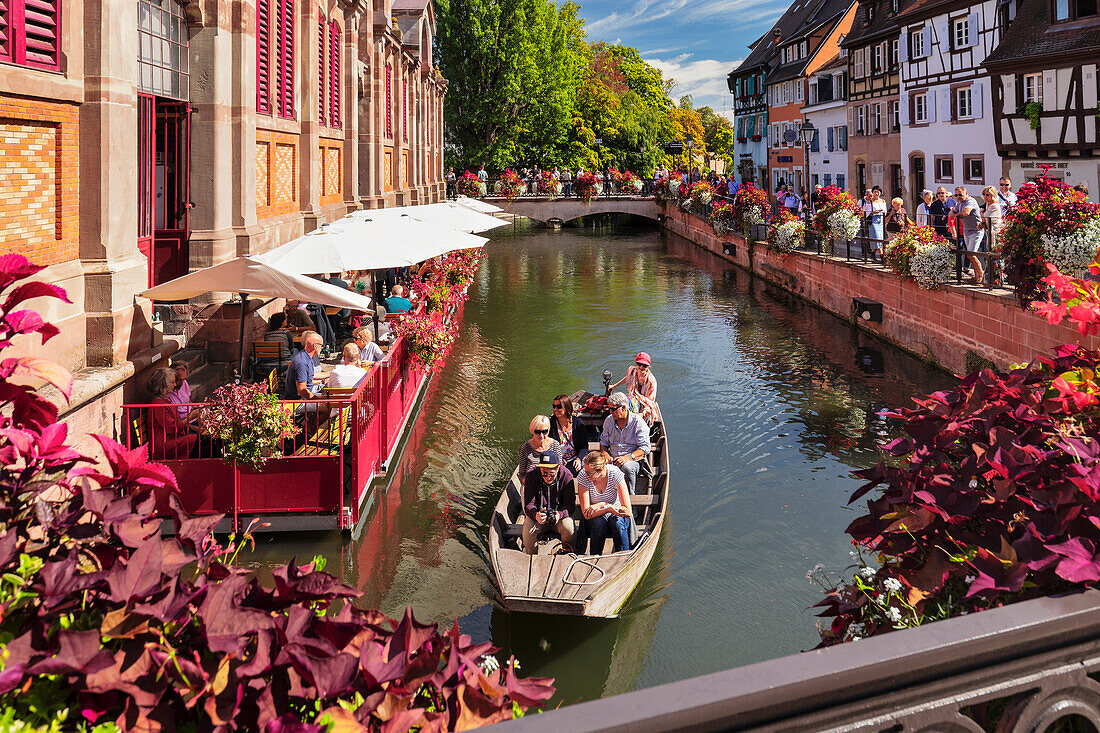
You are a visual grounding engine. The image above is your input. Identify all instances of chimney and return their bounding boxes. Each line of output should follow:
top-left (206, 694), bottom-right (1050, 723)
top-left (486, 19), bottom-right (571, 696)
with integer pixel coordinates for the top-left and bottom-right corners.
top-left (773, 28), bottom-right (783, 45)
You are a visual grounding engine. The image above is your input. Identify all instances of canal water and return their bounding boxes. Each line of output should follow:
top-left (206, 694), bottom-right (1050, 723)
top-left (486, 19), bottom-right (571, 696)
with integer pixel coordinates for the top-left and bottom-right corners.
top-left (250, 216), bottom-right (953, 707)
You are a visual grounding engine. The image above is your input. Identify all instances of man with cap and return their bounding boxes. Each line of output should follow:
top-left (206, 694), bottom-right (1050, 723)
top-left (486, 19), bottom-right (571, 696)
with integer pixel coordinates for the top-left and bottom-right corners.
top-left (600, 391), bottom-right (651, 494)
top-left (522, 451), bottom-right (577, 554)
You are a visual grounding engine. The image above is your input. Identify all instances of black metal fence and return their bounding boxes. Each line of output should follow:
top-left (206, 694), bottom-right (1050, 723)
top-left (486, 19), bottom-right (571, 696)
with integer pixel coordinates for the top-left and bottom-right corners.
top-left (678, 198), bottom-right (1005, 290)
top-left (492, 589), bottom-right (1100, 732)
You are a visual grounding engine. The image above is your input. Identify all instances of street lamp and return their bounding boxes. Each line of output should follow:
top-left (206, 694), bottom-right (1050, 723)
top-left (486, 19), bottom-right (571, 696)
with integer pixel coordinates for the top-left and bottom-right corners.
top-left (684, 135), bottom-right (695, 177)
top-left (799, 120), bottom-right (816, 246)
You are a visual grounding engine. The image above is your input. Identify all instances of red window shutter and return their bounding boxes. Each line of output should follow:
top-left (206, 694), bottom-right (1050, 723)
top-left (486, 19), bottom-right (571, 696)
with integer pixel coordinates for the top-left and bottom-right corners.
top-left (277, 0), bottom-right (295, 119)
top-left (402, 79), bottom-right (408, 142)
top-left (385, 65), bottom-right (392, 138)
top-left (256, 0), bottom-right (271, 114)
top-left (20, 0), bottom-right (60, 71)
top-left (329, 21), bottom-right (340, 128)
top-left (0, 0), bottom-right (11, 62)
top-left (317, 11), bottom-right (326, 126)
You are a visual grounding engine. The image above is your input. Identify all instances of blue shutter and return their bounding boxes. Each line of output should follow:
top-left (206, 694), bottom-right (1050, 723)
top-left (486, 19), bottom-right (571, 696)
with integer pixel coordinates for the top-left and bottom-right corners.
top-left (827, 127), bottom-right (835, 151)
top-left (837, 174), bottom-right (845, 191)
top-left (840, 125), bottom-right (848, 150)
top-left (824, 173), bottom-right (832, 186)
top-left (810, 130), bottom-right (820, 152)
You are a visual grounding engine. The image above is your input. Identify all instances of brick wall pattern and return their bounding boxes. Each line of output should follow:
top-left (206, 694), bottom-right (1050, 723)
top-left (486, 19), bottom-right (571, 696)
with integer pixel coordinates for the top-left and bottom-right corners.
top-left (256, 140), bottom-right (270, 208)
top-left (255, 128), bottom-right (298, 218)
top-left (0, 95), bottom-right (79, 266)
top-left (320, 140), bottom-right (341, 204)
top-left (660, 204), bottom-right (1100, 375)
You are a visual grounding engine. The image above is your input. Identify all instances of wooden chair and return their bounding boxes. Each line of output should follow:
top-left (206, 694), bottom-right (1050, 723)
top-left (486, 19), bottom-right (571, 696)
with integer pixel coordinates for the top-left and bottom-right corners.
top-left (266, 368), bottom-right (278, 394)
top-left (384, 312), bottom-right (407, 322)
top-left (251, 340), bottom-right (290, 381)
top-left (324, 386), bottom-right (357, 398)
top-left (130, 411), bottom-right (149, 448)
top-left (295, 404), bottom-right (353, 456)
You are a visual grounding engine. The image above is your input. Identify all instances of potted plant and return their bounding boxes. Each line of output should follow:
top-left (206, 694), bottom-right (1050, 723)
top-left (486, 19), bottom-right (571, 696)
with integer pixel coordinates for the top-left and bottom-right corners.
top-left (201, 383), bottom-right (299, 471)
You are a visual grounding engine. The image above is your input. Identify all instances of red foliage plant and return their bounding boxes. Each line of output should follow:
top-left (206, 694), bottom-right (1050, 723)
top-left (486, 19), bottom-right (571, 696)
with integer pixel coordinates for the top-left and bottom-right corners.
top-left (0, 254), bottom-right (553, 730)
top-left (810, 185), bottom-right (863, 240)
top-left (815, 274), bottom-right (1100, 644)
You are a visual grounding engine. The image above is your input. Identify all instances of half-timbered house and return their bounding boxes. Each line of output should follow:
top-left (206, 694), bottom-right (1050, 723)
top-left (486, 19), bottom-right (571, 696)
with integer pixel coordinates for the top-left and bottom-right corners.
top-left (897, 0), bottom-right (1008, 207)
top-left (983, 0), bottom-right (1099, 194)
top-left (728, 34), bottom-right (773, 187)
top-left (841, 0), bottom-right (903, 201)
top-left (765, 0), bottom-right (859, 195)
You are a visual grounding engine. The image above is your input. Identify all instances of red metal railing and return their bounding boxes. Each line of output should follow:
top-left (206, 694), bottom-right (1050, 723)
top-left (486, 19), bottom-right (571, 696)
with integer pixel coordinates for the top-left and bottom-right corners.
top-left (122, 333), bottom-right (430, 532)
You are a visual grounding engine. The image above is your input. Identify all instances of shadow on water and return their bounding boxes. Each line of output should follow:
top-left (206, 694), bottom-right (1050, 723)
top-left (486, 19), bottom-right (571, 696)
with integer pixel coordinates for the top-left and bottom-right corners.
top-left (245, 215), bottom-right (957, 704)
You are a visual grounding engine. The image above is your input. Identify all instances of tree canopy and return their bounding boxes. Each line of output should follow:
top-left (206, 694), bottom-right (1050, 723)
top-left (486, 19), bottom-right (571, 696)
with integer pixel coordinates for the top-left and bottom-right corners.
top-left (434, 0), bottom-right (732, 175)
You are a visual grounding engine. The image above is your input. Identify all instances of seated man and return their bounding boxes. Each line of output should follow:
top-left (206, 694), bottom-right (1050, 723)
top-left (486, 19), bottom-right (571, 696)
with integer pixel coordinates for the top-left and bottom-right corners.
top-left (600, 391), bottom-right (651, 494)
top-left (327, 343), bottom-right (368, 390)
top-left (282, 300), bottom-right (315, 334)
top-left (351, 326), bottom-right (385, 365)
top-left (384, 284), bottom-right (413, 314)
top-left (282, 330), bottom-right (328, 412)
top-left (521, 452), bottom-right (577, 554)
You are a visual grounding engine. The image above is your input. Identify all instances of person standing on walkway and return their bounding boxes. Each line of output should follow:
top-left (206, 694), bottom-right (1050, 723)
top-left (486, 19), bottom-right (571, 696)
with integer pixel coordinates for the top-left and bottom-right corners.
top-left (930, 187), bottom-right (954, 241)
top-left (446, 167), bottom-right (456, 199)
top-left (886, 197), bottom-right (910, 239)
top-left (997, 177), bottom-right (1017, 209)
top-left (955, 186), bottom-right (985, 284)
top-left (477, 164), bottom-right (488, 183)
top-left (914, 189), bottom-right (934, 226)
top-left (863, 186), bottom-right (888, 258)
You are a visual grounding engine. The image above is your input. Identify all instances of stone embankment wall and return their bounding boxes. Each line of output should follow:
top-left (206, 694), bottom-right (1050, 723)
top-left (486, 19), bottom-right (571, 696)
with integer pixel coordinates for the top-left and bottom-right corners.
top-left (660, 205), bottom-right (1099, 374)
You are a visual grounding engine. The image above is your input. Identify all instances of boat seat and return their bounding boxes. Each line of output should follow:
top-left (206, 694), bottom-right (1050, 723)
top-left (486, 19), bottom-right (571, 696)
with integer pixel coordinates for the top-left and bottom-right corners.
top-left (631, 494), bottom-right (659, 506)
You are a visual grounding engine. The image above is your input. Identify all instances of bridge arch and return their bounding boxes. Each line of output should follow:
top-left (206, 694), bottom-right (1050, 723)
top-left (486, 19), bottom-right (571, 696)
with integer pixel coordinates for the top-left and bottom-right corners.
top-left (488, 197), bottom-right (662, 224)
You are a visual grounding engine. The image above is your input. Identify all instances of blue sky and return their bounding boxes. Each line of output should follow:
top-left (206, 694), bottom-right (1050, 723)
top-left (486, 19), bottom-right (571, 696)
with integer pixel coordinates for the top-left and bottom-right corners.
top-left (573, 0), bottom-right (786, 118)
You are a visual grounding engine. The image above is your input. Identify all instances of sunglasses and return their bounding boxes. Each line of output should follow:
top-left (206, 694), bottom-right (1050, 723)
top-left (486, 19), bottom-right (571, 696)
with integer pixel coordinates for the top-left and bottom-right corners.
top-left (999, 183), bottom-right (1010, 187)
top-left (937, 192), bottom-right (947, 196)
top-left (635, 363), bottom-right (648, 369)
top-left (552, 403), bottom-right (564, 409)
top-left (533, 429), bottom-right (549, 435)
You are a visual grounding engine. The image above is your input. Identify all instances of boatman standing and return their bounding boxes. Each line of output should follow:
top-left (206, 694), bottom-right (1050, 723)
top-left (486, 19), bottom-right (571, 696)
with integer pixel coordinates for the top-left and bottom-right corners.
top-left (600, 391), bottom-right (651, 494)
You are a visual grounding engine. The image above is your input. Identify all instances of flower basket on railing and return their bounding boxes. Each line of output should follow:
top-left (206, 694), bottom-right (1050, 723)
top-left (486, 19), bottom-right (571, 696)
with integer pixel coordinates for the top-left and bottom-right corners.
top-left (611, 168), bottom-right (639, 194)
top-left (388, 310), bottom-right (458, 369)
top-left (884, 224), bottom-right (952, 289)
top-left (575, 172), bottom-right (599, 203)
top-left (767, 208), bottom-right (803, 255)
top-left (498, 169), bottom-right (523, 200)
top-left (536, 170), bottom-right (562, 199)
top-left (711, 199), bottom-right (735, 234)
top-left (201, 383), bottom-right (299, 471)
top-left (1002, 169), bottom-right (1100, 307)
top-left (733, 182), bottom-right (768, 237)
top-left (812, 185), bottom-right (864, 242)
top-left (690, 181), bottom-right (715, 208)
top-left (458, 171), bottom-right (483, 198)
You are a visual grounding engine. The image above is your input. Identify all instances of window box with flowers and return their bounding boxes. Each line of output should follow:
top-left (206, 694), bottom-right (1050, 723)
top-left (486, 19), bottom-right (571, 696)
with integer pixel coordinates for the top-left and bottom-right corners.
top-left (750, 135), bottom-right (762, 142)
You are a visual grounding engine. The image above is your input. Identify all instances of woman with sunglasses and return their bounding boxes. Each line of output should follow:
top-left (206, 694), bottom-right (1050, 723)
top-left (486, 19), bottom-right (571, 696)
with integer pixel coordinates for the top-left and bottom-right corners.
top-left (549, 394), bottom-right (589, 474)
top-left (519, 415), bottom-right (563, 477)
top-left (578, 450), bottom-right (633, 555)
top-left (610, 352), bottom-right (658, 425)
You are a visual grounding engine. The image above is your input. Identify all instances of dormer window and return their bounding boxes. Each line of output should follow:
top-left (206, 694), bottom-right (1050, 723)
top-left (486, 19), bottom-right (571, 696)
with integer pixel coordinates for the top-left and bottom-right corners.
top-left (1053, 0), bottom-right (1097, 20)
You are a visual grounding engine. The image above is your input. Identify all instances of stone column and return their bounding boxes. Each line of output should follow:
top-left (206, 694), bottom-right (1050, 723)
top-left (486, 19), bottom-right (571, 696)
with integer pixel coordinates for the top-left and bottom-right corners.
top-left (300, 0), bottom-right (322, 230)
top-left (79, 0), bottom-right (151, 367)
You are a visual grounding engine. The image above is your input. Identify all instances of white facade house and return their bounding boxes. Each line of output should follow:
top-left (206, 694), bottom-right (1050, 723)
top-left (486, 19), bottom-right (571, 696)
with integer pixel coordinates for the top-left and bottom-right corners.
top-left (897, 0), bottom-right (1005, 206)
top-left (803, 56), bottom-right (850, 192)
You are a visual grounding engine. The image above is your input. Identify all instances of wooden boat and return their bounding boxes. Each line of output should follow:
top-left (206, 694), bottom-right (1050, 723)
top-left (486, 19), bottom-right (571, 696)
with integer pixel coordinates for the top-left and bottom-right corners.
top-left (489, 389), bottom-right (669, 618)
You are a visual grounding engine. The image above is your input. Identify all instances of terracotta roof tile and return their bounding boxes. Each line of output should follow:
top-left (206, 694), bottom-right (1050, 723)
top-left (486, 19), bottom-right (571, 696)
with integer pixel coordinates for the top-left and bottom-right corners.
top-left (984, 0), bottom-right (1100, 67)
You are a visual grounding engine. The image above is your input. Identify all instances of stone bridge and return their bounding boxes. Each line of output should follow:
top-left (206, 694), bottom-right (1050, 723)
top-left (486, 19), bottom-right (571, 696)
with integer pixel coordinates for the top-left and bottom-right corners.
top-left (485, 195), bottom-right (660, 224)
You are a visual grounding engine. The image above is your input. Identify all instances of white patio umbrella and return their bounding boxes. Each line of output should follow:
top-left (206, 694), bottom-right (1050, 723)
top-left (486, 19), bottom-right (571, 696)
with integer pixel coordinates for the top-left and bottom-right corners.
top-left (352, 202), bottom-right (507, 234)
top-left (454, 195), bottom-right (504, 214)
top-left (256, 214), bottom-right (488, 275)
top-left (140, 255), bottom-right (376, 374)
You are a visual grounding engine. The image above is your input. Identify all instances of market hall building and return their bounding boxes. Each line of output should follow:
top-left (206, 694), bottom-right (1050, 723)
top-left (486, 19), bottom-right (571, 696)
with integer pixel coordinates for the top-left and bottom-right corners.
top-left (0, 0), bottom-right (447, 445)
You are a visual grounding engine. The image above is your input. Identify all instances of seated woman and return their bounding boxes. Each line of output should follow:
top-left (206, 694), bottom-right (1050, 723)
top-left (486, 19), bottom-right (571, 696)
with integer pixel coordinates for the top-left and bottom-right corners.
top-left (519, 415), bottom-right (563, 476)
top-left (146, 367), bottom-right (197, 460)
top-left (610, 352), bottom-right (658, 425)
top-left (549, 393), bottom-right (589, 474)
top-left (577, 450), bottom-right (633, 556)
top-left (351, 326), bottom-right (385, 366)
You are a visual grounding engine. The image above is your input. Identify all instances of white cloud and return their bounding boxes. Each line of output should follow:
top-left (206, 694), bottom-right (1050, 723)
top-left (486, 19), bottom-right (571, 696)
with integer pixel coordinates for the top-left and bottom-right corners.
top-left (644, 53), bottom-right (744, 111)
top-left (587, 0), bottom-right (782, 36)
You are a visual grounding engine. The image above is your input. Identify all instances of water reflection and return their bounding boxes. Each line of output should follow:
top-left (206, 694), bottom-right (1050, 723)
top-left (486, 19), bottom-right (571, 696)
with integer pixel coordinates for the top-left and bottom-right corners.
top-left (247, 215), bottom-right (954, 705)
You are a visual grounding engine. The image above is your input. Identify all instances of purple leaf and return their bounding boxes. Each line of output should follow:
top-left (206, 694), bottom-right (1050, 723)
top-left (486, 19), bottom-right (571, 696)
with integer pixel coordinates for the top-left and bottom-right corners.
top-left (1047, 538), bottom-right (1100, 583)
top-left (106, 540), bottom-right (163, 602)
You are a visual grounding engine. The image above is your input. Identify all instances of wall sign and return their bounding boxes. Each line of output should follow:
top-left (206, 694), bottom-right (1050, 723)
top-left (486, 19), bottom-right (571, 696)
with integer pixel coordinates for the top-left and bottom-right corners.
top-left (777, 155), bottom-right (794, 163)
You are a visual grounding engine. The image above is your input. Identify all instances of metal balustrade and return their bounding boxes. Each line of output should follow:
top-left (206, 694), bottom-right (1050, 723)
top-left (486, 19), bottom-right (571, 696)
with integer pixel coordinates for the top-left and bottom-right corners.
top-left (497, 589), bottom-right (1100, 732)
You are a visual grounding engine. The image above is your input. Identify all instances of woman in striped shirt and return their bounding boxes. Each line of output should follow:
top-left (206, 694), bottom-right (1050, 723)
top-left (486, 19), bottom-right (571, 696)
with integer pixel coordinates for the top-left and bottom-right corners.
top-left (578, 450), bottom-right (633, 555)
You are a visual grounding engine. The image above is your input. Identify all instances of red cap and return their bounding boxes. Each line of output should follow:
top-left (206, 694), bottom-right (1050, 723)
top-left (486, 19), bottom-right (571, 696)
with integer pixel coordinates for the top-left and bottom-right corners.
top-left (635, 352), bottom-right (651, 366)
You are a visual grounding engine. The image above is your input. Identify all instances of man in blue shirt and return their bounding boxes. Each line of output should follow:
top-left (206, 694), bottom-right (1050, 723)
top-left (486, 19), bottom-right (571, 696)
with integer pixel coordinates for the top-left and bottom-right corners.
top-left (384, 284), bottom-right (413, 313)
top-left (600, 391), bottom-right (651, 494)
top-left (282, 331), bottom-right (327, 412)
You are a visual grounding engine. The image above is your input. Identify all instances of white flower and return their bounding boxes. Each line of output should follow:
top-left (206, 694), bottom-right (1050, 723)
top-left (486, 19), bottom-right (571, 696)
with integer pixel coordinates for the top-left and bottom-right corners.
top-left (965, 575), bottom-right (977, 584)
top-left (886, 606), bottom-right (903, 623)
top-left (827, 210), bottom-right (860, 240)
top-left (743, 204), bottom-right (765, 226)
top-left (910, 240), bottom-right (953, 289)
top-left (849, 550), bottom-right (859, 559)
top-left (480, 654), bottom-right (500, 673)
top-left (774, 220), bottom-right (805, 253)
top-left (883, 577), bottom-right (902, 593)
top-left (859, 566), bottom-right (877, 580)
top-left (1042, 218), bottom-right (1100, 274)
top-left (969, 479), bottom-right (978, 489)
